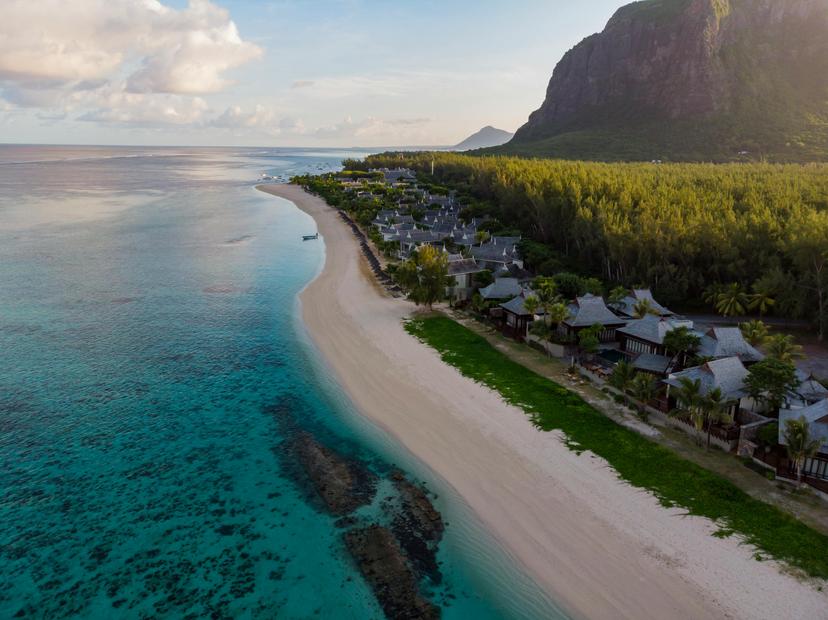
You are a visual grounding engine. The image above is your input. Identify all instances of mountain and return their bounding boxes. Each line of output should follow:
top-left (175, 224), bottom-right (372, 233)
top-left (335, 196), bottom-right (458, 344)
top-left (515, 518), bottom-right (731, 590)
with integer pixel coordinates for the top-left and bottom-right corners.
top-left (453, 126), bottom-right (514, 151)
top-left (501, 0), bottom-right (828, 162)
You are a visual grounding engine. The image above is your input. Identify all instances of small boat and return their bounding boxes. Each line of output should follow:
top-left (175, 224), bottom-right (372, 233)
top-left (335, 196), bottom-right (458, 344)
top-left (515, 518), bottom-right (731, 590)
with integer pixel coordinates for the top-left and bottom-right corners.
top-left (302, 233), bottom-right (319, 241)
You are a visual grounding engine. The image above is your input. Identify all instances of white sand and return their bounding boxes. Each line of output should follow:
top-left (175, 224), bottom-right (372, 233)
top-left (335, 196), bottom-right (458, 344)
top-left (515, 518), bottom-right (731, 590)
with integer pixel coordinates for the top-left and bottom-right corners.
top-left (259, 184), bottom-right (828, 620)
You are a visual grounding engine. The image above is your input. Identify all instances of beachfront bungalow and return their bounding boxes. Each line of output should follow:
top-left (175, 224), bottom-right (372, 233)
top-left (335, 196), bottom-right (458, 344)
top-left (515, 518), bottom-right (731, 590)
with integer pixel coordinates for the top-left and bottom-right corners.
top-left (470, 240), bottom-right (523, 272)
top-left (777, 399), bottom-right (828, 491)
top-left (479, 277), bottom-right (524, 302)
top-left (489, 235), bottom-right (522, 247)
top-left (791, 371), bottom-right (828, 408)
top-left (560, 294), bottom-right (627, 343)
top-left (424, 193), bottom-right (455, 208)
top-left (697, 328), bottom-right (764, 365)
top-left (617, 315), bottom-right (695, 356)
top-left (613, 289), bottom-right (673, 318)
top-left (663, 356), bottom-right (750, 418)
top-left (379, 222), bottom-right (417, 242)
top-left (430, 221), bottom-right (457, 237)
top-left (370, 167), bottom-right (416, 184)
top-left (450, 228), bottom-right (479, 248)
top-left (500, 292), bottom-right (540, 342)
top-left (397, 230), bottom-right (444, 258)
top-left (494, 263), bottom-right (533, 285)
top-left (447, 257), bottom-right (485, 301)
top-left (632, 353), bottom-right (674, 377)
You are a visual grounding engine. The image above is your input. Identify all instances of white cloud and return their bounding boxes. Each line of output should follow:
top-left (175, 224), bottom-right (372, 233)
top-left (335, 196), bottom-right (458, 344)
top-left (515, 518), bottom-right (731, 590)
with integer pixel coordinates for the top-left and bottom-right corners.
top-left (314, 116), bottom-right (432, 142)
top-left (208, 105), bottom-right (306, 137)
top-left (210, 104), bottom-right (275, 129)
top-left (78, 92), bottom-right (209, 126)
top-left (0, 0), bottom-right (261, 126)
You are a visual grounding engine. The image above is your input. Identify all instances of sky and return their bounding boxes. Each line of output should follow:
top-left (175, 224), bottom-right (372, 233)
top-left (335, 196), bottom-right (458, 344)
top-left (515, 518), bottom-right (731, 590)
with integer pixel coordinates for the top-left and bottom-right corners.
top-left (0, 0), bottom-right (628, 147)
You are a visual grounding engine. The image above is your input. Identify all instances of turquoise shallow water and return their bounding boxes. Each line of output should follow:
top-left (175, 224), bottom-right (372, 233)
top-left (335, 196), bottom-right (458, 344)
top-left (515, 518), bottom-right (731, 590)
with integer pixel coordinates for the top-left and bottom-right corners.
top-left (0, 146), bottom-right (565, 619)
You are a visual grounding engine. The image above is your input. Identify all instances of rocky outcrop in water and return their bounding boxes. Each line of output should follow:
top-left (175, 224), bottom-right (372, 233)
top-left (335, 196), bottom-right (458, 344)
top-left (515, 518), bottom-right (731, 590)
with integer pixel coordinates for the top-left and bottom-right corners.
top-left (390, 471), bottom-right (445, 582)
top-left (291, 432), bottom-right (377, 515)
top-left (344, 525), bottom-right (441, 620)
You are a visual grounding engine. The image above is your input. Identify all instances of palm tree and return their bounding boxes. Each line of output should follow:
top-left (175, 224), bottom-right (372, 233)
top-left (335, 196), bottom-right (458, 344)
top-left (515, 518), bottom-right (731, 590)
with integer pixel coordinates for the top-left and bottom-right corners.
top-left (632, 298), bottom-right (658, 318)
top-left (630, 373), bottom-right (657, 416)
top-left (703, 283), bottom-right (725, 308)
top-left (523, 295), bottom-right (539, 317)
top-left (765, 334), bottom-right (804, 364)
top-left (748, 285), bottom-right (776, 318)
top-left (715, 283), bottom-right (749, 317)
top-left (663, 326), bottom-right (701, 370)
top-left (702, 387), bottom-right (732, 450)
top-left (545, 302), bottom-right (570, 330)
top-left (534, 278), bottom-right (558, 327)
top-left (669, 377), bottom-right (704, 443)
top-left (607, 286), bottom-right (628, 310)
top-left (739, 320), bottom-right (769, 347)
top-left (783, 416), bottom-right (822, 486)
top-left (609, 360), bottom-right (636, 403)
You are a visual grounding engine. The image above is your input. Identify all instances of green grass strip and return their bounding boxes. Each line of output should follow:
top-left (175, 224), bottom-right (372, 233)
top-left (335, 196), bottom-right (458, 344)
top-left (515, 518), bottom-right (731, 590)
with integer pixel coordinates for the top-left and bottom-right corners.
top-left (405, 316), bottom-right (828, 579)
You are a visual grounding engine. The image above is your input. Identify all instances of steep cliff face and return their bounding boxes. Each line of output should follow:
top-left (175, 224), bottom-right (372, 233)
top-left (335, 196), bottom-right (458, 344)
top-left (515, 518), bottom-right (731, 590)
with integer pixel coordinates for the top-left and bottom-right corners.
top-left (508, 0), bottom-right (828, 161)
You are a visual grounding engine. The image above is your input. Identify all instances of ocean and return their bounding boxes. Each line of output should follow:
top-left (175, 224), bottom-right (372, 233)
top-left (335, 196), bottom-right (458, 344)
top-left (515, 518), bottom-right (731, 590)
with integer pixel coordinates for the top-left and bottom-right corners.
top-left (0, 145), bottom-right (565, 619)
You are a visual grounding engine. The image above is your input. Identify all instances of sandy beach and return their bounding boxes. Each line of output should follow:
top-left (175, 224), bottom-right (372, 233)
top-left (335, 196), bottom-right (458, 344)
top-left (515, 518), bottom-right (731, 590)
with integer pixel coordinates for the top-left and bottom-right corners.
top-left (258, 184), bottom-right (828, 620)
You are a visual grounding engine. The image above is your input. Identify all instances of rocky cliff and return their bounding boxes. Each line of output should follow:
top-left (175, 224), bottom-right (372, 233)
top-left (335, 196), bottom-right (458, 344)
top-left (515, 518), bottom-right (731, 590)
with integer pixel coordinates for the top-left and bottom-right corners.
top-left (507, 0), bottom-right (828, 161)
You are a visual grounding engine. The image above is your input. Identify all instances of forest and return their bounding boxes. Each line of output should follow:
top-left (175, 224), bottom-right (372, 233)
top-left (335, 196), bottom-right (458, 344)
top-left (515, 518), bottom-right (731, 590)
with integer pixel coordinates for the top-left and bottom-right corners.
top-left (351, 153), bottom-right (828, 338)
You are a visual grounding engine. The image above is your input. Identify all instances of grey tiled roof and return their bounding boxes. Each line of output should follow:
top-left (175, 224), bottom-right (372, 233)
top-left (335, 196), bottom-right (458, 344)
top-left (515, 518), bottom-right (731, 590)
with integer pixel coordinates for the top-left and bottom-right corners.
top-left (430, 222), bottom-right (456, 235)
top-left (399, 230), bottom-right (443, 244)
top-left (470, 243), bottom-right (521, 264)
top-left (633, 353), bottom-right (673, 374)
top-left (490, 236), bottom-right (522, 247)
top-left (564, 294), bottom-right (628, 328)
top-left (500, 293), bottom-right (539, 316)
top-left (697, 328), bottom-right (764, 363)
top-left (451, 230), bottom-right (477, 246)
top-left (480, 277), bottom-right (523, 300)
top-left (617, 315), bottom-right (694, 345)
top-left (795, 371), bottom-right (828, 403)
top-left (779, 399), bottom-right (828, 450)
top-left (494, 263), bottom-right (533, 282)
top-left (447, 258), bottom-right (484, 276)
top-left (615, 289), bottom-right (673, 318)
top-left (664, 357), bottom-right (749, 400)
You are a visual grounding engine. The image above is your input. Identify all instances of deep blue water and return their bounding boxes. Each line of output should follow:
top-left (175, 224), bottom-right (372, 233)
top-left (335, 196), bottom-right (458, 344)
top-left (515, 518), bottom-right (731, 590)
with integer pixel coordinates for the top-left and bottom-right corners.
top-left (0, 146), bottom-right (564, 619)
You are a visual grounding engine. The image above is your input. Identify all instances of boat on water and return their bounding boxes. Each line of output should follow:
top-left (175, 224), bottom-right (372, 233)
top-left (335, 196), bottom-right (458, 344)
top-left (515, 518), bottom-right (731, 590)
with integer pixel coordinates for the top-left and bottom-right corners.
top-left (302, 233), bottom-right (319, 241)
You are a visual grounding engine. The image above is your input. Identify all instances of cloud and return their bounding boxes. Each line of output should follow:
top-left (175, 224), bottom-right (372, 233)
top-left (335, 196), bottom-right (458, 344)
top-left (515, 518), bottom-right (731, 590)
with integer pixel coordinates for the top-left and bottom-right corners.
top-left (314, 116), bottom-right (432, 141)
top-left (208, 105), bottom-right (305, 136)
top-left (210, 104), bottom-right (275, 129)
top-left (0, 0), bottom-right (262, 123)
top-left (77, 92), bottom-right (209, 126)
top-left (291, 80), bottom-right (315, 89)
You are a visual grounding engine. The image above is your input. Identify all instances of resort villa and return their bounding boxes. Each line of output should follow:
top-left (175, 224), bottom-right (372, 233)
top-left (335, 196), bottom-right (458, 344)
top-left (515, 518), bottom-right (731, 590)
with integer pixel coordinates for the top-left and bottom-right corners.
top-left (617, 315), bottom-right (695, 356)
top-left (470, 236), bottom-right (523, 272)
top-left (614, 288), bottom-right (674, 318)
top-left (560, 294), bottom-right (627, 342)
top-left (663, 356), bottom-right (751, 419)
top-left (500, 291), bottom-right (541, 342)
top-left (447, 256), bottom-right (485, 300)
top-left (778, 399), bottom-right (828, 490)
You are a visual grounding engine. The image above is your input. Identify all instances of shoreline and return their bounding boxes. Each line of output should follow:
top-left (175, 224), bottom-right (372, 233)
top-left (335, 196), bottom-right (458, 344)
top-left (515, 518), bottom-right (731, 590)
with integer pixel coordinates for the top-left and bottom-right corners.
top-left (257, 183), bottom-right (828, 620)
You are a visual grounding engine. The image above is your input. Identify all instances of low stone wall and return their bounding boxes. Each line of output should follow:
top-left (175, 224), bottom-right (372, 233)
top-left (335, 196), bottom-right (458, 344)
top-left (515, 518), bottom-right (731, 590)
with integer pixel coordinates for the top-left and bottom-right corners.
top-left (526, 335), bottom-right (570, 358)
top-left (580, 365), bottom-right (738, 452)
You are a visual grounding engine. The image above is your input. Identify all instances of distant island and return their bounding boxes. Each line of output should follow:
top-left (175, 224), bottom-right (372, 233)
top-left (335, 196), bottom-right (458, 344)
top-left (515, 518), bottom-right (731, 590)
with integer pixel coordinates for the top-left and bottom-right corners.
top-left (493, 0), bottom-right (828, 162)
top-left (453, 126), bottom-right (514, 151)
